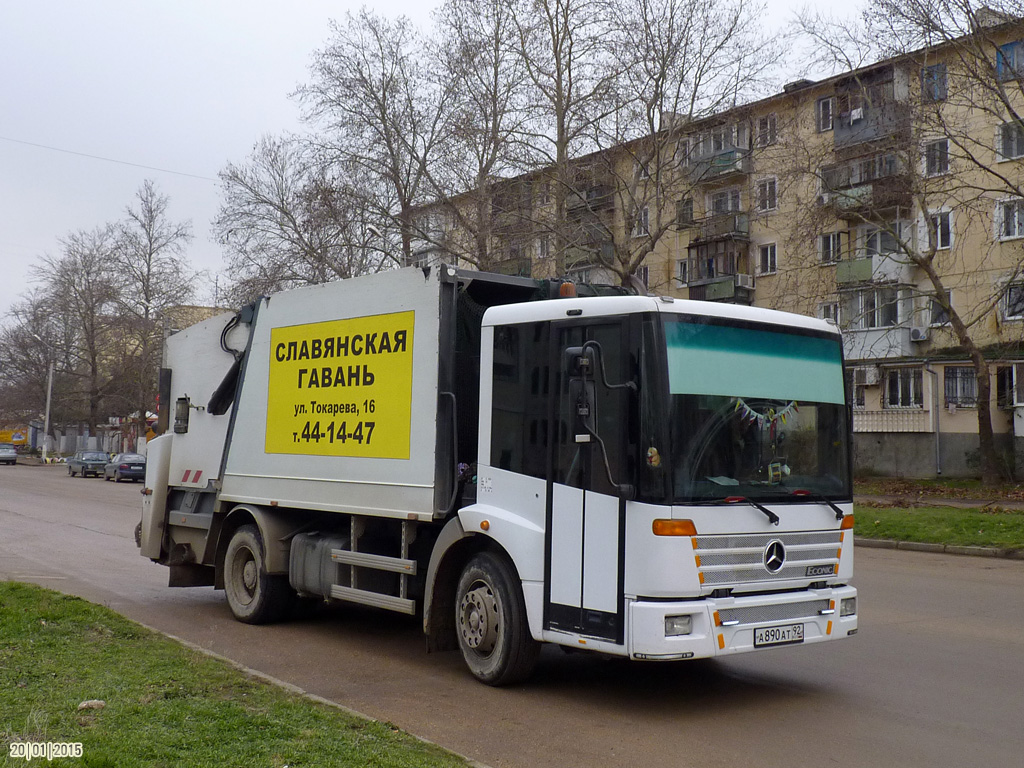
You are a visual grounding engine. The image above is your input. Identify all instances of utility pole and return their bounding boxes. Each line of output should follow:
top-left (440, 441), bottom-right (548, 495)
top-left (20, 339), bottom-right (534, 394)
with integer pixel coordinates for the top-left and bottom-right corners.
top-left (31, 333), bottom-right (55, 462)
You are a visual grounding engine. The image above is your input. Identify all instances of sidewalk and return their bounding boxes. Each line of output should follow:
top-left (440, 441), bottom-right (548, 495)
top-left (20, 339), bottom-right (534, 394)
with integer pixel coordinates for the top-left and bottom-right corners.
top-left (855, 493), bottom-right (1024, 511)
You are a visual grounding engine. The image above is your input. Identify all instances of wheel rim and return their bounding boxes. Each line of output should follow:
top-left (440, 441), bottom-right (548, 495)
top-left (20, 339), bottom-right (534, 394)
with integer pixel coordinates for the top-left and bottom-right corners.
top-left (459, 580), bottom-right (499, 655)
top-left (231, 546), bottom-right (258, 607)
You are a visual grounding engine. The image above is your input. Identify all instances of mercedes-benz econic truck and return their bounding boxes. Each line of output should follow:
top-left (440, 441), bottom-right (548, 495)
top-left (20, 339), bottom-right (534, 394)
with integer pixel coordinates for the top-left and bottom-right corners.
top-left (139, 266), bottom-right (857, 685)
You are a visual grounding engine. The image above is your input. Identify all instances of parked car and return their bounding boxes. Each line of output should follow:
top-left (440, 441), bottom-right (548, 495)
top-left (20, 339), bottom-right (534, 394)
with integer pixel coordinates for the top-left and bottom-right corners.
top-left (68, 451), bottom-right (109, 477)
top-left (104, 453), bottom-right (146, 483)
top-left (0, 443), bottom-right (17, 465)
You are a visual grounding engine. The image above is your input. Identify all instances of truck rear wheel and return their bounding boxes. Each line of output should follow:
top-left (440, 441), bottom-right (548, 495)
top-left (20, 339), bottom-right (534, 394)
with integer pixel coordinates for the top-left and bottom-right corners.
top-left (223, 524), bottom-right (292, 624)
top-left (456, 551), bottom-right (539, 685)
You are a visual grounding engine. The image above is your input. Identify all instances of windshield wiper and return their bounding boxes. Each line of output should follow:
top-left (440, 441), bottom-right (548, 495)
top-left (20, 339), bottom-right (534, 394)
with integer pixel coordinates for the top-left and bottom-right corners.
top-left (717, 495), bottom-right (780, 526)
top-left (790, 489), bottom-right (846, 521)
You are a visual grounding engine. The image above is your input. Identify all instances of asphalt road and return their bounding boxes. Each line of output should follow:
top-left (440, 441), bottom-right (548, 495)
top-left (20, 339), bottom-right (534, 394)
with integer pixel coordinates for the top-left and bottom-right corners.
top-left (2, 463), bottom-right (1023, 768)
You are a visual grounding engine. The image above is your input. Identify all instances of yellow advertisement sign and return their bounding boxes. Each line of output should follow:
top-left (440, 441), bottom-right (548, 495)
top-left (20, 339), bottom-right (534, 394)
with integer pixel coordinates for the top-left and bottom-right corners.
top-left (266, 311), bottom-right (415, 459)
top-left (0, 428), bottom-right (27, 445)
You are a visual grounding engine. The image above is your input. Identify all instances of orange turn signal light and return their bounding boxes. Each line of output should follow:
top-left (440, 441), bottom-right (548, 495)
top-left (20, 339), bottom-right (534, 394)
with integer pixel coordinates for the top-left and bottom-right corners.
top-left (652, 519), bottom-right (697, 536)
top-left (840, 514), bottom-right (855, 530)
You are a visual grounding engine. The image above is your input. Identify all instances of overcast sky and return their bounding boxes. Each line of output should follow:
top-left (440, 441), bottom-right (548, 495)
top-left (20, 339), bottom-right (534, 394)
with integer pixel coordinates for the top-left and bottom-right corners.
top-left (0, 0), bottom-right (837, 317)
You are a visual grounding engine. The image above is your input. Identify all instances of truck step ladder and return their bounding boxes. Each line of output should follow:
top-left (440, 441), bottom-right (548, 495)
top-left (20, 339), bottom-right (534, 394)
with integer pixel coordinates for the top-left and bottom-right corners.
top-left (328, 517), bottom-right (417, 615)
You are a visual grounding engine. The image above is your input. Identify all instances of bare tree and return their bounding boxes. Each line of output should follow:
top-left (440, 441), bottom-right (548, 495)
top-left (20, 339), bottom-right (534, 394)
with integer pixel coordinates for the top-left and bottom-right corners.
top-left (0, 291), bottom-right (62, 428)
top-left (587, 0), bottom-right (777, 287)
top-left (215, 135), bottom-right (391, 303)
top-left (506, 0), bottom-right (623, 274)
top-left (421, 0), bottom-right (537, 270)
top-left (113, 180), bottom-right (195, 440)
top-left (298, 10), bottom-right (452, 266)
top-left (35, 227), bottom-right (121, 433)
top-left (788, 0), bottom-right (1024, 482)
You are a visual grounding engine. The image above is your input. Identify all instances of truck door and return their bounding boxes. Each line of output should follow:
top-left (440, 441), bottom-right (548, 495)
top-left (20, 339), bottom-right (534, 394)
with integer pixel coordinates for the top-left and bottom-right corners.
top-left (545, 320), bottom-right (632, 644)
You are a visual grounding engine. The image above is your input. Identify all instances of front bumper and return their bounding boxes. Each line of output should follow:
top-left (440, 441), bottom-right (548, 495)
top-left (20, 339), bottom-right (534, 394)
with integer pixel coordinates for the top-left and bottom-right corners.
top-left (628, 586), bottom-right (858, 660)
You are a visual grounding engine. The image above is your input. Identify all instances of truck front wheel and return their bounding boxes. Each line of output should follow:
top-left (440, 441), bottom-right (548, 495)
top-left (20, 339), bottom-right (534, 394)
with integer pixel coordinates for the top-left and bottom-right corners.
top-left (223, 524), bottom-right (292, 624)
top-left (455, 551), bottom-right (539, 685)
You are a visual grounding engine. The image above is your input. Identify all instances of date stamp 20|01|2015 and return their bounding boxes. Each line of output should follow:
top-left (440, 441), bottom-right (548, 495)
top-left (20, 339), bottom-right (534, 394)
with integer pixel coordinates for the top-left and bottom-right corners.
top-left (9, 742), bottom-right (84, 762)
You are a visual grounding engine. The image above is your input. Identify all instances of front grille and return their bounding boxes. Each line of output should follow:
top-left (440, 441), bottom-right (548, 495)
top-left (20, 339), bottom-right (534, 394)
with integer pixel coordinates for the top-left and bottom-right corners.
top-left (694, 530), bottom-right (842, 589)
top-left (718, 599), bottom-right (831, 625)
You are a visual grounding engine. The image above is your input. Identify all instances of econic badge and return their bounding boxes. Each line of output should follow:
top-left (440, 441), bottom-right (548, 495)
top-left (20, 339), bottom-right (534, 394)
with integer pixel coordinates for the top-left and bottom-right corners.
top-left (265, 310), bottom-right (415, 459)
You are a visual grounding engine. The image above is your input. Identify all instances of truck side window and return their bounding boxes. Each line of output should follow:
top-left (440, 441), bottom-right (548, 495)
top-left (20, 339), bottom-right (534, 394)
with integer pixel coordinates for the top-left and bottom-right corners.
top-left (491, 322), bottom-right (549, 479)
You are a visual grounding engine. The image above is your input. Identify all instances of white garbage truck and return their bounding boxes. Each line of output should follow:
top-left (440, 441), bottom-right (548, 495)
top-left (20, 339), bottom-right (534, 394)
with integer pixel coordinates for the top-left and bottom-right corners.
top-left (139, 265), bottom-right (857, 684)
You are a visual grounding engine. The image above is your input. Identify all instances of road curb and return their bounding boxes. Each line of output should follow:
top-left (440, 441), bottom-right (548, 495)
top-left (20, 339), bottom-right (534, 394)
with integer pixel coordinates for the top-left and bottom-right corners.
top-left (136, 623), bottom-right (494, 768)
top-left (855, 536), bottom-right (1024, 560)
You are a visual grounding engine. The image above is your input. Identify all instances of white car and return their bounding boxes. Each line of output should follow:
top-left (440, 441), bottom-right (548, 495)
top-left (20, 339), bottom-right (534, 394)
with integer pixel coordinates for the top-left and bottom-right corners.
top-left (0, 443), bottom-right (17, 465)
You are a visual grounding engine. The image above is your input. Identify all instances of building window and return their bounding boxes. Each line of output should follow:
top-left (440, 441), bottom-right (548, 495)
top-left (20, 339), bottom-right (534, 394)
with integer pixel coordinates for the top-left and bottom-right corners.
top-left (997, 363), bottom-right (1024, 407)
top-left (535, 180), bottom-right (550, 205)
top-left (944, 366), bottom-right (977, 407)
top-left (537, 234), bottom-right (550, 259)
top-left (676, 259), bottom-right (688, 287)
top-left (676, 197), bottom-right (694, 227)
top-left (930, 290), bottom-right (952, 325)
top-left (632, 206), bottom-right (650, 237)
top-left (925, 139), bottom-right (949, 175)
top-left (709, 188), bottom-right (741, 214)
top-left (756, 114), bottom-right (777, 147)
top-left (676, 138), bottom-right (691, 166)
top-left (756, 178), bottom-right (777, 212)
top-left (998, 122), bottom-right (1024, 159)
top-left (998, 199), bottom-right (1024, 239)
top-left (862, 222), bottom-right (904, 257)
top-left (711, 125), bottom-right (730, 152)
top-left (634, 265), bottom-right (649, 288)
top-left (1005, 282), bottom-right (1024, 319)
top-left (929, 211), bottom-right (952, 250)
top-left (820, 301), bottom-right (840, 324)
top-left (820, 232), bottom-right (843, 263)
top-left (844, 286), bottom-right (900, 329)
top-left (816, 96), bottom-right (834, 132)
top-left (921, 63), bottom-right (947, 102)
top-left (758, 243), bottom-right (777, 275)
top-left (851, 366), bottom-right (870, 408)
top-left (997, 41), bottom-right (1024, 81)
top-left (885, 367), bottom-right (924, 409)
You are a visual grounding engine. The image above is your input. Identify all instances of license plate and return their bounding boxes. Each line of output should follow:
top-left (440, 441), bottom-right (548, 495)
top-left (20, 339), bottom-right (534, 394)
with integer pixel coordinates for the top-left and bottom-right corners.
top-left (754, 623), bottom-right (804, 648)
top-left (130, 465), bottom-right (143, 470)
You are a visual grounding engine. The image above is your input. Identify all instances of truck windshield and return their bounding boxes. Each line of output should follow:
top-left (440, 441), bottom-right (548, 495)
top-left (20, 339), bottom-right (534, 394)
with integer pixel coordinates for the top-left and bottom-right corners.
top-left (661, 317), bottom-right (850, 503)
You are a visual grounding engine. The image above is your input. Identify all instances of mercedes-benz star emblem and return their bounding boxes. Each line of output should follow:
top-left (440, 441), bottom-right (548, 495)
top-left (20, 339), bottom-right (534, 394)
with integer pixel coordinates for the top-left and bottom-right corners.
top-left (764, 540), bottom-right (786, 574)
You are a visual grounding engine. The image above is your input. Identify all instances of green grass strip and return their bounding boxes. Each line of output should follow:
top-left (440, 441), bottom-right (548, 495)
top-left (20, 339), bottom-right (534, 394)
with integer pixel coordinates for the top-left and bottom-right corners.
top-left (854, 505), bottom-right (1024, 550)
top-left (0, 582), bottom-right (469, 768)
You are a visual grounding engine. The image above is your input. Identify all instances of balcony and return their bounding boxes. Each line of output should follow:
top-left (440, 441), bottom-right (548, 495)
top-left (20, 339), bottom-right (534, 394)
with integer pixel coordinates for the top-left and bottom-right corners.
top-left (834, 101), bottom-right (911, 150)
top-left (567, 184), bottom-right (614, 214)
top-left (853, 408), bottom-right (934, 433)
top-left (686, 273), bottom-right (755, 304)
top-left (820, 179), bottom-right (913, 218)
top-left (688, 212), bottom-right (750, 244)
top-left (688, 149), bottom-right (751, 185)
top-left (836, 254), bottom-right (914, 285)
top-left (842, 326), bottom-right (914, 360)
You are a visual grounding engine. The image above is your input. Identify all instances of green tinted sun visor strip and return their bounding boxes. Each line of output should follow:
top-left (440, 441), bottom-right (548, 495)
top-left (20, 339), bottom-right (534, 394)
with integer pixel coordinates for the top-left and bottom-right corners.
top-left (665, 320), bottom-right (845, 405)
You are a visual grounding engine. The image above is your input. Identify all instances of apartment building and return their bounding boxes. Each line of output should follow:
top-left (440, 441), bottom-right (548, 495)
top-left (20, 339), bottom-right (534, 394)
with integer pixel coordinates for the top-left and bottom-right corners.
top-left (413, 18), bottom-right (1024, 478)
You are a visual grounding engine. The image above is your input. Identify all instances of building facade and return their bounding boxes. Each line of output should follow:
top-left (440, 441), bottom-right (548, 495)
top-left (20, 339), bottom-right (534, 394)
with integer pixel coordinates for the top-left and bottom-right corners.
top-left (413, 20), bottom-right (1024, 478)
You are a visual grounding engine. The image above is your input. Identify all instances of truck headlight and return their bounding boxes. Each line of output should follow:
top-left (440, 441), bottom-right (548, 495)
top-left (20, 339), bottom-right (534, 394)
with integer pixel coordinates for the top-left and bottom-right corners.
top-left (840, 597), bottom-right (857, 617)
top-left (665, 615), bottom-right (693, 637)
